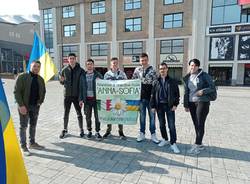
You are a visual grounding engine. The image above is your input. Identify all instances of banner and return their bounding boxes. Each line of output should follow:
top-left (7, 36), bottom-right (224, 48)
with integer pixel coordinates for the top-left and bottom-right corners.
top-left (96, 79), bottom-right (141, 125)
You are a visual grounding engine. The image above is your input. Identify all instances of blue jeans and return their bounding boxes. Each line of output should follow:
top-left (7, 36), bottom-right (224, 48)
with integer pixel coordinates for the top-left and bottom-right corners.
top-left (156, 103), bottom-right (177, 145)
top-left (139, 99), bottom-right (156, 134)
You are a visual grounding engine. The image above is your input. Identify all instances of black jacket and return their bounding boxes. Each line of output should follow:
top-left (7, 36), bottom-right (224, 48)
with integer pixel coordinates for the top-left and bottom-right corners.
top-left (150, 75), bottom-right (180, 109)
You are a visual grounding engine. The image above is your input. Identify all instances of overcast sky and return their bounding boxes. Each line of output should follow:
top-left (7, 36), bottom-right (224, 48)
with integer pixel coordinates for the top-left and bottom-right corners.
top-left (0, 0), bottom-right (39, 16)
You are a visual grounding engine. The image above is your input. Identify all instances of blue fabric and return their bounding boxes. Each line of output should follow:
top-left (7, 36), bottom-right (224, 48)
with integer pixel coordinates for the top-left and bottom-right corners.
top-left (139, 99), bottom-right (155, 134)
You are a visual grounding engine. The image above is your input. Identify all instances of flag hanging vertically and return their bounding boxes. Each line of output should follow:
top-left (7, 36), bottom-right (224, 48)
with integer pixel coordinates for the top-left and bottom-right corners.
top-left (27, 32), bottom-right (57, 83)
top-left (0, 79), bottom-right (29, 184)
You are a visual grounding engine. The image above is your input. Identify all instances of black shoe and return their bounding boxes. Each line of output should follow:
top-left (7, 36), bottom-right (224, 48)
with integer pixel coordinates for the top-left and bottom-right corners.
top-left (87, 132), bottom-right (92, 139)
top-left (119, 131), bottom-right (127, 140)
top-left (80, 130), bottom-right (84, 138)
top-left (95, 132), bottom-right (102, 141)
top-left (59, 130), bottom-right (68, 139)
top-left (103, 132), bottom-right (110, 139)
top-left (21, 146), bottom-right (31, 156)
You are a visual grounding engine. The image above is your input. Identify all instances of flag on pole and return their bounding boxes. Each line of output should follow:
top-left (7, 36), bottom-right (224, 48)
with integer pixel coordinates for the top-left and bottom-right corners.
top-left (27, 32), bottom-right (57, 83)
top-left (0, 79), bottom-right (29, 184)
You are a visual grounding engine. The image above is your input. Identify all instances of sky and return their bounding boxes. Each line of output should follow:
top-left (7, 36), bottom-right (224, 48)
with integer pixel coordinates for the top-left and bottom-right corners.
top-left (0, 0), bottom-right (39, 16)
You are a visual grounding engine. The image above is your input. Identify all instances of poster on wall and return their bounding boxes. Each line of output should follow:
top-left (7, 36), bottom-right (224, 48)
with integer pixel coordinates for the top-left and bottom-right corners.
top-left (238, 35), bottom-right (250, 60)
top-left (209, 36), bottom-right (234, 60)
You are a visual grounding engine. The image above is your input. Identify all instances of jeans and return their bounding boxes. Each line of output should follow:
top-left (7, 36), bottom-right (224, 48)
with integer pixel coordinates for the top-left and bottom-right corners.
top-left (139, 99), bottom-right (156, 134)
top-left (157, 103), bottom-right (177, 145)
top-left (189, 102), bottom-right (210, 145)
top-left (84, 99), bottom-right (100, 132)
top-left (19, 105), bottom-right (40, 147)
top-left (106, 124), bottom-right (123, 133)
top-left (64, 96), bottom-right (83, 131)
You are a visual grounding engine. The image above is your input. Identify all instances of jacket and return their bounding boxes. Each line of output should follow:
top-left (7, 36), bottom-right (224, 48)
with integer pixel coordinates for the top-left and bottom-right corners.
top-left (14, 72), bottom-right (46, 107)
top-left (183, 69), bottom-right (217, 108)
top-left (60, 63), bottom-right (84, 97)
top-left (79, 70), bottom-right (103, 103)
top-left (150, 75), bottom-right (180, 109)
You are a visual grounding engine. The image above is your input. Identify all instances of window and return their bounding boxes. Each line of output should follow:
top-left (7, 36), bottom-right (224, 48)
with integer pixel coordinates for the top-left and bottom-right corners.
top-left (90, 44), bottom-right (108, 56)
top-left (63, 6), bottom-right (75, 18)
top-left (64, 25), bottom-right (76, 37)
top-left (160, 39), bottom-right (184, 54)
top-left (242, 8), bottom-right (250, 23)
top-left (63, 45), bottom-right (78, 57)
top-left (91, 1), bottom-right (105, 14)
top-left (211, 0), bottom-right (241, 25)
top-left (125, 17), bottom-right (142, 32)
top-left (92, 22), bottom-right (107, 34)
top-left (123, 41), bottom-right (143, 55)
top-left (124, 0), bottom-right (141, 10)
top-left (163, 13), bottom-right (183, 29)
top-left (164, 0), bottom-right (183, 5)
top-left (43, 9), bottom-right (53, 53)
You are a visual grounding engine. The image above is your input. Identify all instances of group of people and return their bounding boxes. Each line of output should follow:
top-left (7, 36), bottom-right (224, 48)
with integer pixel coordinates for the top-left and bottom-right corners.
top-left (13, 52), bottom-right (217, 156)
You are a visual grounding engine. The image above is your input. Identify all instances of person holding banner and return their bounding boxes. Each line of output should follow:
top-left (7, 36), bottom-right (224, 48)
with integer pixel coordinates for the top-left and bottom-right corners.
top-left (59, 53), bottom-right (85, 139)
top-left (132, 53), bottom-right (159, 143)
top-left (14, 60), bottom-right (46, 155)
top-left (150, 62), bottom-right (180, 153)
top-left (103, 57), bottom-right (127, 140)
top-left (79, 59), bottom-right (103, 140)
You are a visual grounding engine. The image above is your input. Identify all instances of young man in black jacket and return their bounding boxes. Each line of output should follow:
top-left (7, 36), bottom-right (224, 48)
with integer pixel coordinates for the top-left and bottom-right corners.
top-left (150, 62), bottom-right (180, 153)
top-left (59, 53), bottom-right (84, 138)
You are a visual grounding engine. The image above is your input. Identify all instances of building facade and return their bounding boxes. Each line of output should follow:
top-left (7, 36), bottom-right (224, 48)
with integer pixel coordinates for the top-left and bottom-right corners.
top-left (38, 0), bottom-right (250, 85)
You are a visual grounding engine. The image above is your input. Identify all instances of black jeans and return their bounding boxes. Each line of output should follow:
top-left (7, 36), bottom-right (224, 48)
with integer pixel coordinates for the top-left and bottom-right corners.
top-left (64, 96), bottom-right (83, 131)
top-left (84, 99), bottom-right (100, 132)
top-left (189, 102), bottom-right (210, 145)
top-left (106, 124), bottom-right (123, 134)
top-left (19, 105), bottom-right (40, 147)
top-left (157, 103), bottom-right (177, 145)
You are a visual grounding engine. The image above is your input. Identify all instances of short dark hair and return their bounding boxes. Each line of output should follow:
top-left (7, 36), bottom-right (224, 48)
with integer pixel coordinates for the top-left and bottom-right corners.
top-left (160, 62), bottom-right (168, 68)
top-left (140, 52), bottom-right (148, 59)
top-left (189, 58), bottom-right (200, 67)
top-left (68, 53), bottom-right (76, 57)
top-left (111, 57), bottom-right (118, 61)
top-left (86, 58), bottom-right (94, 64)
top-left (32, 60), bottom-right (41, 65)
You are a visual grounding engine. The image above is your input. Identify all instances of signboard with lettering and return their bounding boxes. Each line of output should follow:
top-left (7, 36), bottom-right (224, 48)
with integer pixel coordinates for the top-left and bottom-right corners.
top-left (209, 26), bottom-right (232, 34)
top-left (235, 25), bottom-right (250, 32)
top-left (160, 54), bottom-right (183, 63)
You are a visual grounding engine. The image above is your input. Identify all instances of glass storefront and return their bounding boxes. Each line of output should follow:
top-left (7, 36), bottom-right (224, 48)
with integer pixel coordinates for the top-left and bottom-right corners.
top-left (244, 64), bottom-right (250, 85)
top-left (168, 67), bottom-right (182, 84)
top-left (209, 66), bottom-right (232, 86)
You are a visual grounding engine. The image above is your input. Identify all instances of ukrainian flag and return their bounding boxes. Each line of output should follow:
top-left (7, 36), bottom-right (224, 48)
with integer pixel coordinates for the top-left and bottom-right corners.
top-left (27, 32), bottom-right (57, 83)
top-left (0, 79), bottom-right (29, 184)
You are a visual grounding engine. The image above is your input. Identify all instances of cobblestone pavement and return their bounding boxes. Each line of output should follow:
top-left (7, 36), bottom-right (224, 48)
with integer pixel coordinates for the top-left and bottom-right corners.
top-left (2, 79), bottom-right (250, 184)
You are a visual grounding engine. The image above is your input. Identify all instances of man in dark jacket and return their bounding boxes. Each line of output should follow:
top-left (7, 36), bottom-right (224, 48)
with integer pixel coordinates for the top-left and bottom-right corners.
top-left (79, 59), bottom-right (103, 140)
top-left (14, 60), bottom-right (46, 156)
top-left (150, 62), bottom-right (180, 153)
top-left (59, 53), bottom-right (84, 139)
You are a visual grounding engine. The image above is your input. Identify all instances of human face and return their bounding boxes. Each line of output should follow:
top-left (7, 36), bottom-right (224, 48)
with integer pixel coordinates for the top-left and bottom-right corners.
top-left (159, 65), bottom-right (168, 77)
top-left (111, 60), bottom-right (118, 71)
top-left (189, 62), bottom-right (199, 74)
top-left (30, 62), bottom-right (41, 74)
top-left (68, 56), bottom-right (76, 67)
top-left (140, 56), bottom-right (149, 68)
top-left (86, 61), bottom-right (94, 72)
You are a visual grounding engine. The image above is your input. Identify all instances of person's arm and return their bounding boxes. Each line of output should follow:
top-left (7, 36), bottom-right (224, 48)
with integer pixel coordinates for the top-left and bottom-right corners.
top-left (59, 69), bottom-right (65, 85)
top-left (14, 74), bottom-right (27, 115)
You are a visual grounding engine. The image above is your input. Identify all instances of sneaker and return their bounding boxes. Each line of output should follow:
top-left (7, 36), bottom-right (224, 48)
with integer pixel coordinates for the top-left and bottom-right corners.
top-left (29, 142), bottom-right (45, 150)
top-left (87, 131), bottom-right (92, 139)
top-left (22, 146), bottom-right (31, 156)
top-left (137, 132), bottom-right (145, 142)
top-left (188, 144), bottom-right (201, 155)
top-left (197, 144), bottom-right (205, 150)
top-left (170, 143), bottom-right (180, 153)
top-left (95, 132), bottom-right (102, 141)
top-left (103, 132), bottom-right (111, 139)
top-left (80, 130), bottom-right (85, 138)
top-left (59, 129), bottom-right (68, 139)
top-left (158, 139), bottom-right (169, 147)
top-left (119, 131), bottom-right (127, 140)
top-left (151, 133), bottom-right (160, 144)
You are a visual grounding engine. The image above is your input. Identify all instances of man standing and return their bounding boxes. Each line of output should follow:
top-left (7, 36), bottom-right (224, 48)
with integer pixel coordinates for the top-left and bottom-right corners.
top-left (59, 53), bottom-right (84, 139)
top-left (103, 57), bottom-right (127, 140)
top-left (79, 59), bottom-right (103, 140)
top-left (14, 60), bottom-right (46, 156)
top-left (132, 53), bottom-right (159, 143)
top-left (150, 62), bottom-right (180, 153)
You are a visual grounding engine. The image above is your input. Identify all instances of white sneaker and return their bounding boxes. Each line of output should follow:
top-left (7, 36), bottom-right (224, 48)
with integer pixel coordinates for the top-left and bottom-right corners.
top-left (187, 144), bottom-right (201, 155)
top-left (170, 143), bottom-right (180, 153)
top-left (137, 132), bottom-right (145, 142)
top-left (158, 139), bottom-right (169, 147)
top-left (151, 133), bottom-right (160, 144)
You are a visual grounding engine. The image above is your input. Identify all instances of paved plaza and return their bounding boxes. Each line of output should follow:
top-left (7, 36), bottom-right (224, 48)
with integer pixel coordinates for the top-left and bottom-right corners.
top-left (2, 78), bottom-right (250, 184)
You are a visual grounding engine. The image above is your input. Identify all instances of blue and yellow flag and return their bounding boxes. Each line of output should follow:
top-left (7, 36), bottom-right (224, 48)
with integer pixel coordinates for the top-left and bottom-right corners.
top-left (0, 79), bottom-right (29, 184)
top-left (27, 32), bottom-right (57, 83)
